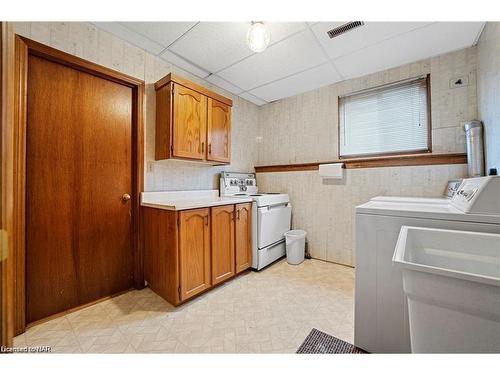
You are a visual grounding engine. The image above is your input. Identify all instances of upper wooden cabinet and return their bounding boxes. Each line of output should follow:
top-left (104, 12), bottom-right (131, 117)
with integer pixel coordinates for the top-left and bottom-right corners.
top-left (173, 85), bottom-right (207, 160)
top-left (207, 98), bottom-right (231, 163)
top-left (155, 73), bottom-right (233, 164)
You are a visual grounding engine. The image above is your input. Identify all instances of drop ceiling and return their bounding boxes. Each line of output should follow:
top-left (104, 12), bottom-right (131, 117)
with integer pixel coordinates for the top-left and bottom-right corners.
top-left (93, 22), bottom-right (485, 106)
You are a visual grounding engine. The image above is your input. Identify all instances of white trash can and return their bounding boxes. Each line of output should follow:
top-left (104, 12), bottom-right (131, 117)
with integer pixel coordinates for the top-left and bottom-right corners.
top-left (285, 230), bottom-right (307, 265)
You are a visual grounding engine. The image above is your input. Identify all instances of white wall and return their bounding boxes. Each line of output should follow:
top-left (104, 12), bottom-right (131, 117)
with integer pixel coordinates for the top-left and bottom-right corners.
top-left (13, 22), bottom-right (260, 192)
top-left (477, 22), bottom-right (500, 172)
top-left (257, 48), bottom-right (476, 266)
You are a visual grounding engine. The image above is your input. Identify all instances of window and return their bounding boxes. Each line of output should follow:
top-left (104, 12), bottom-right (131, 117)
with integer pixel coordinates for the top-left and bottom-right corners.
top-left (338, 76), bottom-right (430, 158)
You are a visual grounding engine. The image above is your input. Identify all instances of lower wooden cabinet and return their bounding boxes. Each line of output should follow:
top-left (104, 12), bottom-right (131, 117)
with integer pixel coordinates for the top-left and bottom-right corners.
top-left (178, 208), bottom-right (211, 301)
top-left (142, 202), bottom-right (253, 305)
top-left (235, 203), bottom-right (252, 273)
top-left (211, 205), bottom-right (235, 285)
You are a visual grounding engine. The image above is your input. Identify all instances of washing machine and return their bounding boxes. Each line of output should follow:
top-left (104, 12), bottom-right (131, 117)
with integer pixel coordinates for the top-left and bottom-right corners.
top-left (354, 175), bottom-right (500, 353)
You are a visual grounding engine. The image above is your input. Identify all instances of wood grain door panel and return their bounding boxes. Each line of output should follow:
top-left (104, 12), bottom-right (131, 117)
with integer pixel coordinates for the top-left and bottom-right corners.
top-left (207, 98), bottom-right (231, 163)
top-left (172, 84), bottom-right (207, 160)
top-left (211, 205), bottom-right (235, 285)
top-left (25, 55), bottom-right (134, 323)
top-left (179, 208), bottom-right (211, 300)
top-left (235, 203), bottom-right (252, 273)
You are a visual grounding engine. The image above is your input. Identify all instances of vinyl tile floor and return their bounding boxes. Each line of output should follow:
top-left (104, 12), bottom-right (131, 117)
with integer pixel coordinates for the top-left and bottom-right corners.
top-left (13, 259), bottom-right (354, 353)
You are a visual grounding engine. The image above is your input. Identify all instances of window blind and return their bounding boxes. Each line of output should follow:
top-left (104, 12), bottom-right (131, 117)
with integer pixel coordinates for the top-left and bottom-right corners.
top-left (339, 76), bottom-right (429, 158)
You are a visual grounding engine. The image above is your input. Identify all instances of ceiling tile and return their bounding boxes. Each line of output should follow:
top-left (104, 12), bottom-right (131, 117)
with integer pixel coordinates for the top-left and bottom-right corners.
top-left (169, 22), bottom-right (251, 73)
top-left (159, 50), bottom-right (210, 79)
top-left (217, 30), bottom-right (328, 91)
top-left (334, 22), bottom-right (484, 80)
top-left (238, 92), bottom-right (268, 106)
top-left (92, 22), bottom-right (165, 55)
top-left (249, 63), bottom-right (342, 102)
top-left (311, 22), bottom-right (433, 60)
top-left (169, 22), bottom-right (307, 74)
top-left (206, 74), bottom-right (243, 95)
top-left (120, 22), bottom-right (197, 48)
top-left (268, 22), bottom-right (308, 43)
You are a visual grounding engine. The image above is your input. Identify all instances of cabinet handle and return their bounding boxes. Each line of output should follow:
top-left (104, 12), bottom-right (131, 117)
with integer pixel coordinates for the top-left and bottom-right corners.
top-left (237, 209), bottom-right (240, 220)
top-left (201, 142), bottom-right (205, 154)
top-left (208, 143), bottom-right (212, 154)
top-left (204, 215), bottom-right (209, 226)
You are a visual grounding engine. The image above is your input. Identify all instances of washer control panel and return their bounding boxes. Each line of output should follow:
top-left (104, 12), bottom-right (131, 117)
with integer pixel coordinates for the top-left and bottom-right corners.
top-left (451, 176), bottom-right (500, 214)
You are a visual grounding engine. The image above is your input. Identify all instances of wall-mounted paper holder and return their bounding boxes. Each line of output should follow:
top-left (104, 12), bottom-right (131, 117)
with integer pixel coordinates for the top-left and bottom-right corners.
top-left (318, 163), bottom-right (344, 179)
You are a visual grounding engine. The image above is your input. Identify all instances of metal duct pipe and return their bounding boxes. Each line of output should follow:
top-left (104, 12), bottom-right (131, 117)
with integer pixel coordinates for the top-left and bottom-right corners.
top-left (464, 120), bottom-right (485, 177)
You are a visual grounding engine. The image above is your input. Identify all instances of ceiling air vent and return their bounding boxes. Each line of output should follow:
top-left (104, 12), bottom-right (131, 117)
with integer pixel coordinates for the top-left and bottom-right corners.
top-left (327, 21), bottom-right (365, 39)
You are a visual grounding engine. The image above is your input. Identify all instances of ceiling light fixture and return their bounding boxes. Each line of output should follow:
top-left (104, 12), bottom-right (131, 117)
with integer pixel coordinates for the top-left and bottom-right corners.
top-left (246, 21), bottom-right (270, 53)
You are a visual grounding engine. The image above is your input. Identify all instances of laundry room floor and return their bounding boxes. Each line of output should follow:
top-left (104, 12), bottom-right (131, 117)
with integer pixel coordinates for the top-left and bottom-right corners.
top-left (13, 259), bottom-right (355, 353)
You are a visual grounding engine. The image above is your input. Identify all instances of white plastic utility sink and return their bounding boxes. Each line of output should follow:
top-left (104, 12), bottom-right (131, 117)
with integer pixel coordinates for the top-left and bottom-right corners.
top-left (393, 226), bottom-right (500, 353)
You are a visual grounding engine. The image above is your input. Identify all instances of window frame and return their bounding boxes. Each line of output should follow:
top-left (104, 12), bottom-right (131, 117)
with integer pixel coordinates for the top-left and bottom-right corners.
top-left (337, 74), bottom-right (432, 160)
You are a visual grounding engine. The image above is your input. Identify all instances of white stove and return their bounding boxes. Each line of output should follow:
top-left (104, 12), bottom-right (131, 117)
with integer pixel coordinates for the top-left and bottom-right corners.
top-left (220, 172), bottom-right (291, 270)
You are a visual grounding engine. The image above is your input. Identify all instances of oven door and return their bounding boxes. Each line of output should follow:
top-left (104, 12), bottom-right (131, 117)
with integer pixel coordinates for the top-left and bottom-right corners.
top-left (257, 203), bottom-right (292, 249)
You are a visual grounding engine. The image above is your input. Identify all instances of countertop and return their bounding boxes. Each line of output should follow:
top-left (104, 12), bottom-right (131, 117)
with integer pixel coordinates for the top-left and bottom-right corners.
top-left (141, 190), bottom-right (252, 211)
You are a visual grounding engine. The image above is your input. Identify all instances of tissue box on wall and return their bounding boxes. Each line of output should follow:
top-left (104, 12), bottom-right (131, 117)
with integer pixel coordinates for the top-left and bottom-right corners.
top-left (318, 163), bottom-right (344, 179)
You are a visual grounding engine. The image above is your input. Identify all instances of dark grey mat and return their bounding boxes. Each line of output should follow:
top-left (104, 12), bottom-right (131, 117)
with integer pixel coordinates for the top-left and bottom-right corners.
top-left (296, 328), bottom-right (367, 354)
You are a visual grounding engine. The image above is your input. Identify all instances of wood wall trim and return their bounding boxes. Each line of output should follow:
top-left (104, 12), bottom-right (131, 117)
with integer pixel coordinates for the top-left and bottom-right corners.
top-left (17, 36), bottom-right (144, 87)
top-left (133, 79), bottom-right (145, 290)
top-left (1, 22), bottom-right (16, 348)
top-left (254, 153), bottom-right (468, 173)
top-left (154, 73), bottom-right (233, 107)
top-left (13, 34), bottom-right (27, 336)
top-left (12, 36), bottom-right (145, 334)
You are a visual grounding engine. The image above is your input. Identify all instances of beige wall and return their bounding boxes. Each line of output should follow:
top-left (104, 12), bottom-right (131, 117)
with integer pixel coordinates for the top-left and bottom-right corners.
top-left (13, 22), bottom-right (260, 192)
top-left (257, 47), bottom-right (477, 165)
top-left (258, 165), bottom-right (466, 266)
top-left (13, 22), bottom-right (481, 267)
top-left (477, 22), bottom-right (500, 172)
top-left (256, 48), bottom-right (477, 265)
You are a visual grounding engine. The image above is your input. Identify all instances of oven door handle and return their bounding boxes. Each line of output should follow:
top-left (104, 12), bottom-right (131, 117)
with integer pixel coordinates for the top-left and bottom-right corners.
top-left (265, 239), bottom-right (285, 250)
top-left (260, 202), bottom-right (290, 211)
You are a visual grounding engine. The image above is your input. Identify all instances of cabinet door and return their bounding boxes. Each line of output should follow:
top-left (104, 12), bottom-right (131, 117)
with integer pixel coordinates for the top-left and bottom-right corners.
top-left (179, 208), bottom-right (211, 301)
top-left (172, 84), bottom-right (207, 160)
top-left (235, 203), bottom-right (252, 273)
top-left (211, 205), bottom-right (235, 285)
top-left (207, 98), bottom-right (231, 163)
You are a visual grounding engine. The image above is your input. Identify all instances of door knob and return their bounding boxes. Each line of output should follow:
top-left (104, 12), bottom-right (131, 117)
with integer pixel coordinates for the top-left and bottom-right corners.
top-left (122, 193), bottom-right (131, 202)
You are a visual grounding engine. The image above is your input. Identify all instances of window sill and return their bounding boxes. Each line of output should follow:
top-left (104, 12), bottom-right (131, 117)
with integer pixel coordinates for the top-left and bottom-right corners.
top-left (254, 153), bottom-right (467, 173)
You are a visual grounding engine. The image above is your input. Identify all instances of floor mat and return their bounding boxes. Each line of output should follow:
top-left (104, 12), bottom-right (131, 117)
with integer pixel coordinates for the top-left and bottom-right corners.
top-left (296, 328), bottom-right (367, 354)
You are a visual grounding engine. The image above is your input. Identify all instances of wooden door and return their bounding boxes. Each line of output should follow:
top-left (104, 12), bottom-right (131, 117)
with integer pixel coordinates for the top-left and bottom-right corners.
top-left (172, 83), bottom-right (207, 160)
top-left (25, 54), bottom-right (134, 324)
top-left (207, 98), bottom-right (231, 163)
top-left (179, 208), bottom-right (211, 301)
top-left (211, 205), bottom-right (235, 285)
top-left (235, 203), bottom-right (252, 273)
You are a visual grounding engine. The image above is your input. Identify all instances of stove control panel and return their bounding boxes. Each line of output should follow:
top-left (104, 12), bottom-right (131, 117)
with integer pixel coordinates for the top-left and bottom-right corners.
top-left (220, 172), bottom-right (258, 196)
